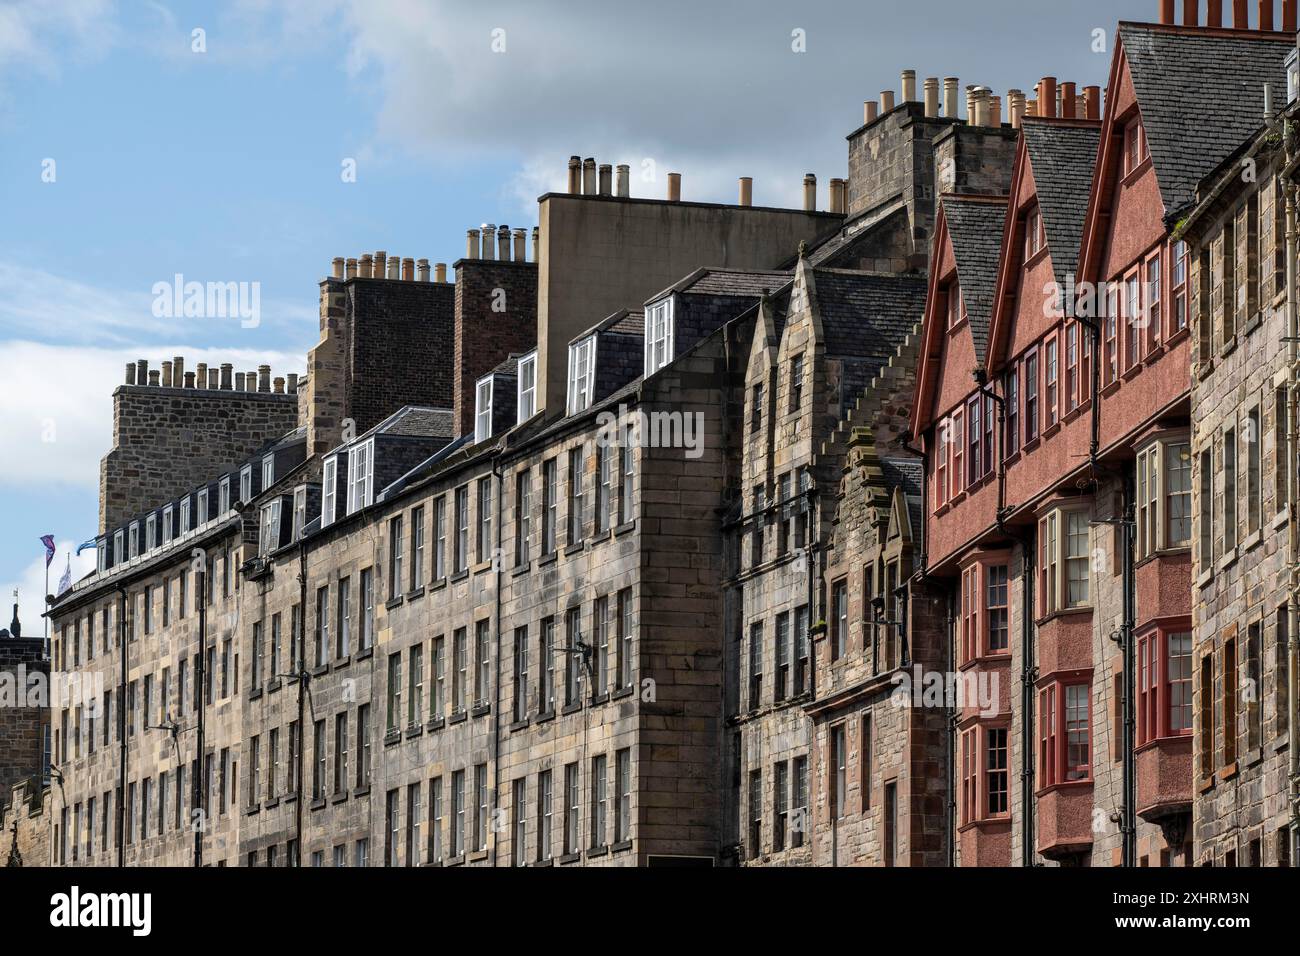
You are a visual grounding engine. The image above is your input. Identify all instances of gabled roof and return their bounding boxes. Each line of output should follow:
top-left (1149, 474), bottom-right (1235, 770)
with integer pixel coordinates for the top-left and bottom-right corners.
top-left (647, 267), bottom-right (790, 303)
top-left (1021, 118), bottom-right (1101, 288)
top-left (941, 194), bottom-right (1009, 363)
top-left (812, 268), bottom-right (927, 362)
top-left (355, 406), bottom-right (455, 442)
top-left (1118, 22), bottom-right (1292, 220)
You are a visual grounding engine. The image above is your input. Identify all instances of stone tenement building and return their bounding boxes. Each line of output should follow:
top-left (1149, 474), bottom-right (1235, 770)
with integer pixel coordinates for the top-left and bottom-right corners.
top-left (31, 1), bottom-right (1300, 868)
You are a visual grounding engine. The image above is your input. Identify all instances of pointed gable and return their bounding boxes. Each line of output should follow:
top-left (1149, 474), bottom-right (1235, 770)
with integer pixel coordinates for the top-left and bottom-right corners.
top-left (942, 194), bottom-right (1009, 364)
top-left (1021, 119), bottom-right (1101, 289)
top-left (1118, 22), bottom-right (1292, 221)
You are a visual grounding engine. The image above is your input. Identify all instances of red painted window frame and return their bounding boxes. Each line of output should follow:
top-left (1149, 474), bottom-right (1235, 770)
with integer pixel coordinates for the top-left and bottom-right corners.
top-left (1037, 679), bottom-right (1092, 788)
top-left (1044, 331), bottom-right (1060, 429)
top-left (1065, 322), bottom-right (1079, 413)
top-left (951, 407), bottom-right (965, 499)
top-left (1103, 287), bottom-right (1119, 386)
top-left (935, 418), bottom-right (949, 512)
top-left (1145, 250), bottom-right (1163, 352)
top-left (1136, 622), bottom-right (1194, 746)
top-left (1171, 240), bottom-right (1189, 333)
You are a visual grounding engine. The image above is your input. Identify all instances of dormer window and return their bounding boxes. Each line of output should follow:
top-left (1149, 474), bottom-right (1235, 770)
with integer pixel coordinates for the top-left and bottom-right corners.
top-left (475, 376), bottom-right (494, 443)
top-left (197, 488), bottom-right (209, 525)
top-left (645, 297), bottom-right (674, 376)
top-left (292, 486), bottom-right (308, 542)
top-left (113, 530), bottom-right (124, 566)
top-left (322, 456), bottom-right (338, 527)
top-left (179, 497), bottom-right (191, 534)
top-left (163, 505), bottom-right (173, 543)
top-left (129, 522), bottom-right (140, 559)
top-left (347, 439), bottom-right (375, 513)
top-left (517, 352), bottom-right (537, 422)
top-left (259, 499), bottom-right (282, 557)
top-left (946, 283), bottom-right (964, 329)
top-left (97, 539), bottom-right (107, 574)
top-left (145, 514), bottom-right (156, 551)
top-left (219, 477), bottom-right (231, 515)
top-left (240, 465), bottom-right (253, 505)
top-left (262, 455), bottom-right (275, 490)
top-left (567, 336), bottom-right (596, 415)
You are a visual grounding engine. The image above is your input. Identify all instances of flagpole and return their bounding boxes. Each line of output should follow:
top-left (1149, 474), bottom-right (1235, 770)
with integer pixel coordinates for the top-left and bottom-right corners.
top-left (44, 559), bottom-right (49, 660)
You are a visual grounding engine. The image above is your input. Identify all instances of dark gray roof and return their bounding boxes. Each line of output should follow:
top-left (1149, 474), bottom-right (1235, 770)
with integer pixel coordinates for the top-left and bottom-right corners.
top-left (366, 406), bottom-right (455, 440)
top-left (881, 456), bottom-right (923, 540)
top-left (489, 354), bottom-right (522, 377)
top-left (942, 195), bottom-right (1008, 364)
top-left (654, 267), bottom-right (790, 302)
top-left (1119, 23), bottom-right (1292, 219)
top-left (572, 308), bottom-right (644, 345)
top-left (806, 200), bottom-right (909, 268)
top-left (812, 268), bottom-right (926, 363)
top-left (1021, 119), bottom-right (1100, 288)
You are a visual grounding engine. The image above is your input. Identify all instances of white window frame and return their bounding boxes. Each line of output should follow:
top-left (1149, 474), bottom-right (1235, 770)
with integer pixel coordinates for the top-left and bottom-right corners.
top-left (259, 500), bottom-right (282, 557)
top-left (292, 486), bottom-right (308, 541)
top-left (197, 488), bottom-right (209, 525)
top-left (162, 505), bottom-right (173, 543)
top-left (240, 466), bottom-right (253, 505)
top-left (475, 376), bottom-right (494, 444)
top-left (1136, 435), bottom-right (1193, 559)
top-left (179, 497), bottom-right (191, 535)
top-left (262, 455), bottom-right (275, 490)
top-left (219, 477), bottom-right (231, 515)
top-left (322, 456), bottom-right (338, 527)
top-left (644, 297), bottom-right (674, 376)
top-left (129, 521), bottom-right (140, 559)
top-left (144, 514), bottom-right (156, 552)
top-left (517, 352), bottom-right (537, 422)
top-left (348, 439), bottom-right (375, 513)
top-left (1037, 506), bottom-right (1091, 616)
top-left (567, 336), bottom-right (596, 416)
top-left (113, 530), bottom-right (124, 566)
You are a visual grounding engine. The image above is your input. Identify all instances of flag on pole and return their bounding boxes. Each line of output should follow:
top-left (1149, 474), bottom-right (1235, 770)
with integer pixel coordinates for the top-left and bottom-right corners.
top-left (57, 555), bottom-right (72, 597)
top-left (75, 539), bottom-right (97, 556)
top-left (40, 535), bottom-right (56, 568)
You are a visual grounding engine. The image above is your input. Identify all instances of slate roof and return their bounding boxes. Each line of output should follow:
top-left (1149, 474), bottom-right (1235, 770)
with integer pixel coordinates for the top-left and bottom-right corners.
top-left (881, 456), bottom-right (923, 540)
top-left (1021, 119), bottom-right (1100, 288)
top-left (812, 268), bottom-right (926, 363)
top-left (665, 267), bottom-right (792, 300)
top-left (572, 308), bottom-right (645, 344)
top-left (365, 405), bottom-right (455, 440)
top-left (806, 200), bottom-right (909, 268)
top-left (1119, 23), bottom-right (1292, 220)
top-left (941, 195), bottom-right (1009, 364)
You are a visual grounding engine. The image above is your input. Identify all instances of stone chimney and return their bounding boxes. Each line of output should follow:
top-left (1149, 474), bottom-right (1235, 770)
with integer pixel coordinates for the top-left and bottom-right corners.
top-left (481, 225), bottom-right (496, 261)
top-left (513, 229), bottom-right (527, 262)
top-left (924, 77), bottom-right (940, 118)
top-left (582, 158), bottom-right (596, 195)
top-left (598, 164), bottom-right (612, 196)
top-left (466, 229), bottom-right (480, 260)
top-left (944, 78), bottom-right (960, 118)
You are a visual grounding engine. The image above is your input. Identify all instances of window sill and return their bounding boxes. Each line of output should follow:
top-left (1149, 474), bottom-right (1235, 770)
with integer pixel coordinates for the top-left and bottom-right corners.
top-left (331, 791), bottom-right (348, 806)
top-left (564, 542), bottom-right (586, 557)
top-left (472, 560), bottom-right (493, 575)
top-left (309, 798), bottom-right (326, 812)
top-left (611, 840), bottom-right (632, 854)
top-left (407, 586), bottom-right (425, 602)
top-left (471, 703), bottom-right (491, 719)
top-left (1217, 549), bottom-right (1238, 573)
top-left (536, 709), bottom-right (556, 725)
top-left (404, 725), bottom-right (423, 740)
top-left (267, 678), bottom-right (282, 693)
top-left (445, 854), bottom-right (466, 868)
top-left (537, 553), bottom-right (558, 568)
top-left (249, 687), bottom-right (263, 701)
top-left (430, 577), bottom-right (448, 592)
top-left (1041, 421), bottom-right (1062, 441)
top-left (468, 849), bottom-right (489, 863)
top-left (1119, 155), bottom-right (1153, 188)
top-left (532, 859), bottom-right (554, 868)
top-left (589, 692), bottom-right (610, 706)
top-left (450, 570), bottom-right (470, 584)
top-left (589, 529), bottom-right (612, 546)
top-left (244, 804), bottom-right (261, 816)
top-left (1035, 604), bottom-right (1094, 628)
top-left (509, 718), bottom-right (530, 732)
top-left (614, 521), bottom-right (636, 537)
top-left (512, 563), bottom-right (531, 578)
top-left (334, 654), bottom-right (351, 670)
top-left (958, 650), bottom-right (1013, 671)
top-left (448, 711), bottom-right (468, 725)
top-left (559, 852), bottom-right (582, 865)
top-left (385, 596), bottom-right (404, 611)
top-left (265, 797), bottom-right (281, 809)
top-left (562, 701), bottom-right (583, 716)
top-left (1216, 761), bottom-right (1239, 782)
top-left (1034, 778), bottom-right (1093, 799)
top-left (384, 731), bottom-right (401, 747)
top-left (586, 845), bottom-right (609, 859)
top-left (1218, 337), bottom-right (1238, 360)
top-left (356, 647), bottom-right (374, 662)
top-left (1272, 506), bottom-right (1290, 532)
top-left (426, 717), bottom-right (445, 732)
top-left (1099, 379), bottom-right (1121, 398)
top-left (1196, 566), bottom-right (1214, 590)
top-left (353, 785), bottom-right (371, 799)
top-left (1242, 747), bottom-right (1264, 769)
top-left (1242, 531), bottom-right (1263, 554)
top-left (311, 664), bottom-right (328, 678)
top-left (611, 685), bottom-right (635, 701)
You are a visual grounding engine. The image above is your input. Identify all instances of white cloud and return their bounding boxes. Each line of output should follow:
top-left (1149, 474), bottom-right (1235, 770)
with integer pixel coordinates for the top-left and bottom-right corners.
top-left (0, 538), bottom-right (97, 646)
top-left (0, 340), bottom-right (304, 490)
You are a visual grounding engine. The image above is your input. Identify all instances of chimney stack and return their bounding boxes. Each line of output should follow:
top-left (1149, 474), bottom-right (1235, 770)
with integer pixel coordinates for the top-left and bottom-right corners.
top-left (173, 356), bottom-right (185, 388)
top-left (184, 372), bottom-right (195, 388)
top-left (402, 257), bottom-right (414, 281)
top-left (598, 164), bottom-right (612, 196)
top-left (481, 225), bottom-right (496, 261)
top-left (667, 172), bottom-right (681, 202)
top-left (944, 77), bottom-right (960, 118)
top-left (436, 263), bottom-right (448, 283)
top-left (124, 363), bottom-right (136, 385)
top-left (582, 158), bottom-right (597, 195)
top-left (803, 173), bottom-right (817, 212)
top-left (245, 370), bottom-right (256, 392)
top-left (1285, 0), bottom-right (1297, 30)
top-left (345, 257), bottom-right (357, 279)
top-left (864, 101), bottom-right (879, 124)
top-left (615, 164), bottom-right (630, 197)
top-left (287, 373), bottom-right (298, 394)
top-left (1234, 0), bottom-right (1249, 27)
top-left (879, 90), bottom-right (896, 113)
top-left (924, 77), bottom-right (940, 118)
top-left (1183, 0), bottom-right (1199, 25)
top-left (990, 94), bottom-right (1002, 127)
top-left (513, 228), bottom-right (526, 262)
top-left (531, 227), bottom-right (539, 262)
top-left (829, 178), bottom-right (847, 214)
top-left (567, 156), bottom-right (581, 193)
top-left (417, 258), bottom-right (430, 282)
top-left (1208, 0), bottom-right (1224, 24)
top-left (466, 229), bottom-right (480, 260)
top-left (738, 177), bottom-right (753, 207)
top-left (235, 372), bottom-right (246, 390)
top-left (498, 225), bottom-right (511, 261)
top-left (901, 69), bottom-right (917, 102)
top-left (331, 257), bottom-right (344, 279)
top-left (1160, 0), bottom-right (1175, 23)
top-left (258, 365), bottom-right (271, 393)
top-left (1260, 0), bottom-right (1274, 30)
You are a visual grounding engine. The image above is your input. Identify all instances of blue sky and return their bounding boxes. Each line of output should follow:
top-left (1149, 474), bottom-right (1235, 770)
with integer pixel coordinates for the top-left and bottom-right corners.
top-left (0, 0), bottom-right (1147, 630)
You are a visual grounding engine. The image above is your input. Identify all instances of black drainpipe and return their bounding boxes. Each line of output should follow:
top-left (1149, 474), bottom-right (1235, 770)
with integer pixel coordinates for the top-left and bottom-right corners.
top-left (944, 592), bottom-right (956, 866)
top-left (194, 565), bottom-right (206, 868)
top-left (1018, 533), bottom-right (1036, 866)
top-left (116, 586), bottom-right (128, 868)
top-left (1119, 469), bottom-right (1137, 867)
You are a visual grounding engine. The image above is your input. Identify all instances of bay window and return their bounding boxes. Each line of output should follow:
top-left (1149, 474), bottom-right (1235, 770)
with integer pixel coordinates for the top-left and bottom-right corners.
top-left (1038, 681), bottom-right (1091, 788)
top-left (1137, 626), bottom-right (1193, 746)
top-left (1136, 437), bottom-right (1193, 560)
top-left (960, 725), bottom-right (1010, 825)
top-left (959, 557), bottom-right (1010, 663)
top-left (1038, 507), bottom-right (1090, 616)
